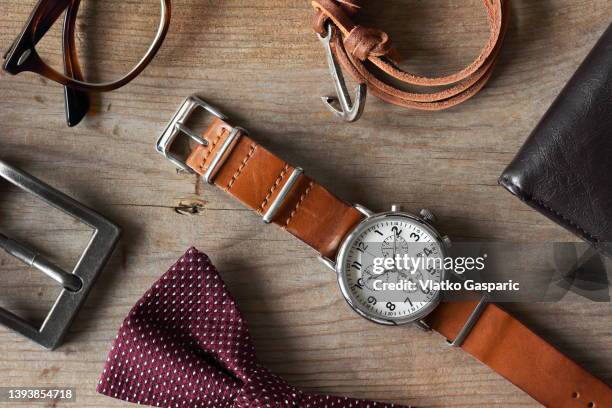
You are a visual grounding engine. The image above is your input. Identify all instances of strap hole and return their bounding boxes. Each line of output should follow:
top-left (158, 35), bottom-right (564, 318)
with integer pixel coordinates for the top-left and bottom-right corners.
top-left (572, 392), bottom-right (580, 399)
top-left (587, 402), bottom-right (595, 408)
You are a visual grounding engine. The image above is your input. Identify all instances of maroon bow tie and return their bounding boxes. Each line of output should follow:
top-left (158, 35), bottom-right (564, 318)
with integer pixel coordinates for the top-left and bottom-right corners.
top-left (97, 248), bottom-right (410, 408)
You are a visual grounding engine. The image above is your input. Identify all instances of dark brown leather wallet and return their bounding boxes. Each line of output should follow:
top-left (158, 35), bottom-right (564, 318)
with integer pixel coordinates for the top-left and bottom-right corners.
top-left (500, 23), bottom-right (612, 258)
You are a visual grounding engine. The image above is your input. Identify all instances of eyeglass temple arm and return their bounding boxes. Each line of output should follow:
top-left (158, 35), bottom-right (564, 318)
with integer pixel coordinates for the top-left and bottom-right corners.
top-left (2, 0), bottom-right (87, 126)
top-left (3, 0), bottom-right (70, 65)
top-left (62, 0), bottom-right (89, 127)
top-left (33, 0), bottom-right (73, 45)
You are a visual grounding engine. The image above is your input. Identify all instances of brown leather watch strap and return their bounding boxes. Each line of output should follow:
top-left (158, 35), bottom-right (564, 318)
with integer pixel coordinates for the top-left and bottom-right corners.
top-left (425, 301), bottom-right (612, 407)
top-left (179, 116), bottom-right (611, 407)
top-left (184, 118), bottom-right (364, 260)
top-left (311, 0), bottom-right (510, 110)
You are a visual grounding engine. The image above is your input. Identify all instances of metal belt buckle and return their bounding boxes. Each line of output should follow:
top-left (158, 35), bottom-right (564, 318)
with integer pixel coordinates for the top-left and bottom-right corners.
top-left (0, 161), bottom-right (121, 349)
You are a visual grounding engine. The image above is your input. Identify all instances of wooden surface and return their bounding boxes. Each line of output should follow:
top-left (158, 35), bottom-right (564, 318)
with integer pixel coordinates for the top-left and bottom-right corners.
top-left (0, 1), bottom-right (611, 407)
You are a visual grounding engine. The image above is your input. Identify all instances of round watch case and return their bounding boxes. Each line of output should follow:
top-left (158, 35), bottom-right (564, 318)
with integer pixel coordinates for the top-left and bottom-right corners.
top-left (333, 205), bottom-right (450, 326)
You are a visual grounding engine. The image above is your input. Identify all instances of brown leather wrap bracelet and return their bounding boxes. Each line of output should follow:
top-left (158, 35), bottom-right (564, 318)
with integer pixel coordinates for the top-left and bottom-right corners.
top-left (311, 0), bottom-right (510, 110)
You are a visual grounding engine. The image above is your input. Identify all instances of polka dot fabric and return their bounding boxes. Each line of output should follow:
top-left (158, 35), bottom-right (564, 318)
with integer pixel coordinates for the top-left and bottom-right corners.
top-left (97, 248), bottom-right (409, 408)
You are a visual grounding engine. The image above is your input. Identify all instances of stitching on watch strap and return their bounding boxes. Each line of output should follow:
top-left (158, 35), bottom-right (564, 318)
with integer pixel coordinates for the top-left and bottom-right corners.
top-left (258, 164), bottom-right (290, 214)
top-left (285, 181), bottom-right (314, 228)
top-left (198, 127), bottom-right (227, 172)
top-left (227, 144), bottom-right (257, 191)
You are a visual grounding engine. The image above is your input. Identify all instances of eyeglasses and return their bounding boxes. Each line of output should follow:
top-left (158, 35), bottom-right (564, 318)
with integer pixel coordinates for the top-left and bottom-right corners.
top-left (2, 0), bottom-right (172, 127)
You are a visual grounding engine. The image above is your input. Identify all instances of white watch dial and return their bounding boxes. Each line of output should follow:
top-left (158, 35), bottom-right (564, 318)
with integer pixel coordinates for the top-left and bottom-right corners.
top-left (337, 213), bottom-right (446, 325)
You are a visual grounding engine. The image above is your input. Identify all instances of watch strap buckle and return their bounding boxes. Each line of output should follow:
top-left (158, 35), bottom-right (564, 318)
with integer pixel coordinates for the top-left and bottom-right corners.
top-left (156, 95), bottom-right (228, 173)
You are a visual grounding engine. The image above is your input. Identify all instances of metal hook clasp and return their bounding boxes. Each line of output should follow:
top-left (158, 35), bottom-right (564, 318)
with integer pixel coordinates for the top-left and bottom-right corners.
top-left (317, 22), bottom-right (366, 123)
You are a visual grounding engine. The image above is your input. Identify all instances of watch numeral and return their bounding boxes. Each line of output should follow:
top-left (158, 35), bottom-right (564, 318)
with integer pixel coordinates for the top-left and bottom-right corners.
top-left (404, 297), bottom-right (413, 306)
top-left (410, 232), bottom-right (420, 241)
top-left (385, 302), bottom-right (396, 311)
top-left (392, 226), bottom-right (403, 237)
top-left (367, 296), bottom-right (377, 305)
top-left (355, 242), bottom-right (369, 253)
top-left (354, 278), bottom-right (365, 290)
top-left (423, 247), bottom-right (433, 256)
top-left (374, 230), bottom-right (384, 236)
top-left (351, 261), bottom-right (362, 271)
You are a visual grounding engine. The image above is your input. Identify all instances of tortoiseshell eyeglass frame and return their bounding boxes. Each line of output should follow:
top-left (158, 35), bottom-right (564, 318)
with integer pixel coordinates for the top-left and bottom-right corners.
top-left (2, 0), bottom-right (172, 126)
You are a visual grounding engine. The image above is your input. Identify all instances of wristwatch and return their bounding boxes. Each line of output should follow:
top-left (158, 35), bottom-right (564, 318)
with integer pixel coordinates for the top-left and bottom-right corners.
top-left (157, 96), bottom-right (612, 407)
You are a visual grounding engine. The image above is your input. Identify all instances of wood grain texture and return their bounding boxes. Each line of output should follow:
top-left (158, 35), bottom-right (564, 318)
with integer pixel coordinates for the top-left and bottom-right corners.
top-left (0, 1), bottom-right (610, 407)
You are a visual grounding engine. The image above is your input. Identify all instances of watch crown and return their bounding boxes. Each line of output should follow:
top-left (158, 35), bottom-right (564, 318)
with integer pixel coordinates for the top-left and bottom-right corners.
top-left (419, 208), bottom-right (437, 224)
top-left (391, 204), bottom-right (401, 212)
top-left (442, 235), bottom-right (452, 248)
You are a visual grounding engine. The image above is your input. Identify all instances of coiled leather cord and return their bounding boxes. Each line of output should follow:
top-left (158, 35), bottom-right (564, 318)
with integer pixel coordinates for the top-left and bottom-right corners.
top-left (312, 0), bottom-right (510, 110)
